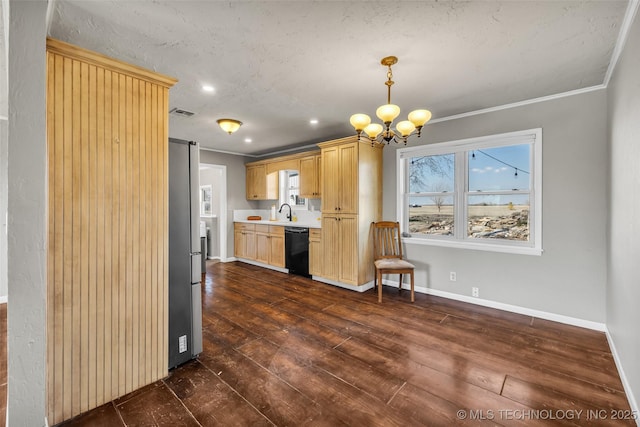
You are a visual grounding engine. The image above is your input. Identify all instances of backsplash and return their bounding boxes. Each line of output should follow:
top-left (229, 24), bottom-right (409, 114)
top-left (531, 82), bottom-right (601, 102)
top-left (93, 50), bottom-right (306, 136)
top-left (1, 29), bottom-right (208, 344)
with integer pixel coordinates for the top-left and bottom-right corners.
top-left (233, 208), bottom-right (321, 224)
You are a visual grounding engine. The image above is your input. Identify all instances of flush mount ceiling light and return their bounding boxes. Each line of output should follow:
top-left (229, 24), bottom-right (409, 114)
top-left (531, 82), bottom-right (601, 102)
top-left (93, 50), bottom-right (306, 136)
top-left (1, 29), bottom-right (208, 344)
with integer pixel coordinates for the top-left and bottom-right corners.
top-left (216, 118), bottom-right (242, 135)
top-left (350, 56), bottom-right (431, 146)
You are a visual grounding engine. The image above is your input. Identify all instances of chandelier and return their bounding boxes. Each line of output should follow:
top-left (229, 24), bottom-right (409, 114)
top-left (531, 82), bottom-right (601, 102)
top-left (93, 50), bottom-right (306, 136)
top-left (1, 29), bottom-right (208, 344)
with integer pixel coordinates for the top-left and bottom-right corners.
top-left (350, 56), bottom-right (431, 146)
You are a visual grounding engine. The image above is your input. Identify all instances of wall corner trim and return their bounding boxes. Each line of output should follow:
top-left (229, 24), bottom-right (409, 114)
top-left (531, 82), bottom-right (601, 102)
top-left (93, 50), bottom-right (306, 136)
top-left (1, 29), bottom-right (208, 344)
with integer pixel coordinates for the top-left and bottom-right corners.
top-left (603, 0), bottom-right (640, 87)
top-left (605, 328), bottom-right (640, 419)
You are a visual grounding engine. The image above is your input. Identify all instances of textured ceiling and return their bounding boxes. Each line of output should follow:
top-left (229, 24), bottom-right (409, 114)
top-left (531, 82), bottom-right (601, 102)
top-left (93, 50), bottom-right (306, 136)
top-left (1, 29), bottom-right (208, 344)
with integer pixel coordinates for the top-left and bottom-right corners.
top-left (48, 0), bottom-right (628, 156)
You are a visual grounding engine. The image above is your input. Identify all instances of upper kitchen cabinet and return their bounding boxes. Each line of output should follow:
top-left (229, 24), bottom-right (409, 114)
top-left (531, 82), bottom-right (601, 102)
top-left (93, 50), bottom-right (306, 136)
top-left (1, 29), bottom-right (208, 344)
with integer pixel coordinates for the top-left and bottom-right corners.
top-left (246, 162), bottom-right (278, 200)
top-left (299, 154), bottom-right (321, 199)
top-left (245, 151), bottom-right (321, 201)
top-left (321, 141), bottom-right (358, 214)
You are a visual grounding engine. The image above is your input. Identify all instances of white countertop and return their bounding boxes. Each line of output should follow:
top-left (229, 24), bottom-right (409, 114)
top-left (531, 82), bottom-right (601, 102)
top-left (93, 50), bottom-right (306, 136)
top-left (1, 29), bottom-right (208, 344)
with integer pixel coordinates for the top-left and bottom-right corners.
top-left (234, 218), bottom-right (321, 229)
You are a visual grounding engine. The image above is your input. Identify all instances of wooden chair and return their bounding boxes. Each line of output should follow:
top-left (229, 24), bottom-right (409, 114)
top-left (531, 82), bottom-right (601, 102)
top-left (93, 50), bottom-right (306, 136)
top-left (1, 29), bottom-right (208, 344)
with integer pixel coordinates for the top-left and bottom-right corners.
top-left (372, 221), bottom-right (415, 303)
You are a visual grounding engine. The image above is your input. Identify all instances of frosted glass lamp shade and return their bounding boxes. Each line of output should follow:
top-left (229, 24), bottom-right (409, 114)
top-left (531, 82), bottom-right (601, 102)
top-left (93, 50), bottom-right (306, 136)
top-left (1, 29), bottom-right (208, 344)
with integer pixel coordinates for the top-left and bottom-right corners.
top-left (376, 104), bottom-right (400, 123)
top-left (217, 118), bottom-right (242, 134)
top-left (395, 120), bottom-right (416, 137)
top-left (363, 123), bottom-right (383, 139)
top-left (408, 109), bottom-right (432, 127)
top-left (349, 113), bottom-right (371, 131)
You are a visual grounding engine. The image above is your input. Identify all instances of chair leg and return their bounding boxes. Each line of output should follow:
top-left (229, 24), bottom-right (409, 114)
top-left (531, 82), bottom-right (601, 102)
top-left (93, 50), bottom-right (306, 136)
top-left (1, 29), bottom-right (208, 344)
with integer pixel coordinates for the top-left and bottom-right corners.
top-left (378, 271), bottom-right (382, 303)
top-left (398, 274), bottom-right (403, 291)
top-left (410, 271), bottom-right (415, 302)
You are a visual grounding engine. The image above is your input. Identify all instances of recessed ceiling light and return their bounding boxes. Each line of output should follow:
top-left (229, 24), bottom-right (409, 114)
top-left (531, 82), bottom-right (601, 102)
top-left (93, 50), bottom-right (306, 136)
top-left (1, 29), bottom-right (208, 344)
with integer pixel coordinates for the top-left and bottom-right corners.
top-left (244, 138), bottom-right (252, 143)
top-left (202, 85), bottom-right (214, 92)
top-left (309, 119), bottom-right (319, 125)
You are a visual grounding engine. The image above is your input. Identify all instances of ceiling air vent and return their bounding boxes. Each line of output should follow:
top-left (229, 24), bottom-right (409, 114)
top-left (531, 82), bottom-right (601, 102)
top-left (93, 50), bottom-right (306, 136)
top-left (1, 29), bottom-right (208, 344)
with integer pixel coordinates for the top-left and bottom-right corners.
top-left (169, 108), bottom-right (195, 118)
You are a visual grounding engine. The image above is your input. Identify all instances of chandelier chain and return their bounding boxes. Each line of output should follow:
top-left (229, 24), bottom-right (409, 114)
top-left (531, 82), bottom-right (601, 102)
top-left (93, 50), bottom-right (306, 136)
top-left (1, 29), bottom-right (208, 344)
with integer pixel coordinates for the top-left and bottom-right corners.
top-left (385, 65), bottom-right (394, 104)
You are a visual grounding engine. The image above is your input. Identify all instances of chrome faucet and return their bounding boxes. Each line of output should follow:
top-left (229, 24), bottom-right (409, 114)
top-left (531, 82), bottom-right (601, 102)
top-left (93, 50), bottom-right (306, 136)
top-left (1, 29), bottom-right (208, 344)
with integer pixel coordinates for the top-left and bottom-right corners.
top-left (278, 203), bottom-right (292, 221)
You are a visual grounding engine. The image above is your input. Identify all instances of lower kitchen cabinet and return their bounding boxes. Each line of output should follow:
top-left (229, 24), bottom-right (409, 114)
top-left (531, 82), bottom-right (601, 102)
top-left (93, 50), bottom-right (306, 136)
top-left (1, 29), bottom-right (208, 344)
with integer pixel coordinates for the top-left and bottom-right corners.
top-left (234, 223), bottom-right (256, 259)
top-left (236, 223), bottom-right (284, 268)
top-left (309, 228), bottom-right (322, 276)
top-left (321, 214), bottom-right (358, 285)
top-left (255, 225), bottom-right (285, 268)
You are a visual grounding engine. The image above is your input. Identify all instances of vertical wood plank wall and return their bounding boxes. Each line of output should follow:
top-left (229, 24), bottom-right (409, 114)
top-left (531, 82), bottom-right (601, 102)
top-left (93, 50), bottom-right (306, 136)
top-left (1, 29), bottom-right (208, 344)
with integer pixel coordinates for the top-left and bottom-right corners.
top-left (46, 39), bottom-right (176, 425)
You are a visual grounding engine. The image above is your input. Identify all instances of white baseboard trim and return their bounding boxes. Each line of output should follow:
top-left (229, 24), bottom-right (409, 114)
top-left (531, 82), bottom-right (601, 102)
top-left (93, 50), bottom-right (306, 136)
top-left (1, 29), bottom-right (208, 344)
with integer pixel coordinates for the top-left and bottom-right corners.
top-left (605, 328), bottom-right (640, 423)
top-left (234, 258), bottom-right (289, 274)
top-left (382, 280), bottom-right (606, 332)
top-left (0, 295), bottom-right (7, 304)
top-left (223, 256), bottom-right (237, 262)
top-left (312, 276), bottom-right (374, 293)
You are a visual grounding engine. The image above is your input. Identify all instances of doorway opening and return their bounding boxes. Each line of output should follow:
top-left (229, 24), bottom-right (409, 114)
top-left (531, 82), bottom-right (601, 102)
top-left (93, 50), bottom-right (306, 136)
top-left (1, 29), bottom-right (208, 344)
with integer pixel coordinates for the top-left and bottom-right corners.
top-left (198, 164), bottom-right (227, 262)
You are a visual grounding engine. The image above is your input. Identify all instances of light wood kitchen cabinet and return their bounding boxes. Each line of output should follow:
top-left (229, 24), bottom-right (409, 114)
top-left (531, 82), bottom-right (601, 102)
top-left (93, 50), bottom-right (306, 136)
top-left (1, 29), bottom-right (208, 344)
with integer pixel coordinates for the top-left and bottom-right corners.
top-left (321, 214), bottom-right (358, 284)
top-left (46, 38), bottom-right (177, 424)
top-left (255, 225), bottom-right (285, 268)
top-left (246, 163), bottom-right (278, 200)
top-left (299, 154), bottom-right (322, 198)
top-left (269, 226), bottom-right (285, 268)
top-left (234, 223), bottom-right (256, 259)
top-left (308, 228), bottom-right (322, 276)
top-left (317, 136), bottom-right (382, 288)
top-left (321, 142), bottom-right (357, 214)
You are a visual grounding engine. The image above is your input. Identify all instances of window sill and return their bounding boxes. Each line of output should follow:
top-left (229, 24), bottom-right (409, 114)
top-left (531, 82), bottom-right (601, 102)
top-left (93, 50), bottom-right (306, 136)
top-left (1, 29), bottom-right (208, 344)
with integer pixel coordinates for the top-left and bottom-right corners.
top-left (402, 236), bottom-right (543, 256)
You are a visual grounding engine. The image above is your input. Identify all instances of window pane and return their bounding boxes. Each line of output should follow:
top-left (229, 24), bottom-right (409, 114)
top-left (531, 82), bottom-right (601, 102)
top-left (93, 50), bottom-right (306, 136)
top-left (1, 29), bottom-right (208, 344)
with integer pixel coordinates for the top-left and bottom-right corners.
top-left (467, 194), bottom-right (529, 241)
top-left (408, 195), bottom-right (454, 235)
top-left (409, 154), bottom-right (455, 194)
top-left (468, 144), bottom-right (530, 192)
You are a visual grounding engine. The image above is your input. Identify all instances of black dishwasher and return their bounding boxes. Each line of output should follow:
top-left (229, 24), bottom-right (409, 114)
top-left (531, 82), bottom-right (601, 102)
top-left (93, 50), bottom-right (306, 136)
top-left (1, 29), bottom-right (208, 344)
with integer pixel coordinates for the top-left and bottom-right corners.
top-left (285, 227), bottom-right (310, 277)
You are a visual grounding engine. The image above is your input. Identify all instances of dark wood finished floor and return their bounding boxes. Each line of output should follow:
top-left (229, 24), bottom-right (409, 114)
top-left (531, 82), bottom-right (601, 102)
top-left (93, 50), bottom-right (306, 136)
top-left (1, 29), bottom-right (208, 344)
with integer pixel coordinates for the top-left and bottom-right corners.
top-left (1, 261), bottom-right (634, 426)
top-left (1, 303), bottom-right (6, 427)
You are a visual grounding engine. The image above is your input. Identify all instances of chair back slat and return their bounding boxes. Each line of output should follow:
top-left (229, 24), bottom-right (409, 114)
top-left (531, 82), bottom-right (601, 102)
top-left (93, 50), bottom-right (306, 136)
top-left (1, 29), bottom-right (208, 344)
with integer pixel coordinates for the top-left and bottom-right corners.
top-left (372, 221), bottom-right (403, 260)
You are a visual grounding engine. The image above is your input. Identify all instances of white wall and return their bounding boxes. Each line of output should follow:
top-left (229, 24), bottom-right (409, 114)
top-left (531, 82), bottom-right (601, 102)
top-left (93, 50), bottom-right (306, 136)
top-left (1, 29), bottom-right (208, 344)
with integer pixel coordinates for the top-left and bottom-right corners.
top-left (0, 0), bottom-right (8, 301)
top-left (383, 89), bottom-right (609, 323)
top-left (607, 9), bottom-right (640, 414)
top-left (7, 0), bottom-right (47, 425)
top-left (0, 120), bottom-right (7, 301)
top-left (199, 166), bottom-right (222, 258)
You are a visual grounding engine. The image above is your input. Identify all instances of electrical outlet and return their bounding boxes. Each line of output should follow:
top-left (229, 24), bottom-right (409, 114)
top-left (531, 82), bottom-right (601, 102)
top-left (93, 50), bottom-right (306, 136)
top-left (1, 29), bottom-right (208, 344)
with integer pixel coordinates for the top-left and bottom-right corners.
top-left (179, 335), bottom-right (187, 353)
top-left (472, 287), bottom-right (479, 298)
top-left (449, 272), bottom-right (457, 281)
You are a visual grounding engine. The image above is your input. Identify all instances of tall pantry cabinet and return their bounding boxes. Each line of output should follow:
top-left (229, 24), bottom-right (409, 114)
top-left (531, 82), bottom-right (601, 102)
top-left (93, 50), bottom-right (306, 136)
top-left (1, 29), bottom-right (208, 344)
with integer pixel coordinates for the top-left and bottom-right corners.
top-left (46, 38), bottom-right (177, 425)
top-left (318, 136), bottom-right (383, 286)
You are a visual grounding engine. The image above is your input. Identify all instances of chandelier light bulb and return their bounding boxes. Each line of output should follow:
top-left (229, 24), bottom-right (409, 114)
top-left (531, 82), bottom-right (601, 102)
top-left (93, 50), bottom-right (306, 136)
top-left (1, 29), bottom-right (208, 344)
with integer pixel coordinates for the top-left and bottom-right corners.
top-left (395, 120), bottom-right (416, 137)
top-left (376, 104), bottom-right (401, 124)
top-left (408, 109), bottom-right (432, 127)
top-left (363, 123), bottom-right (383, 139)
top-left (349, 113), bottom-right (371, 131)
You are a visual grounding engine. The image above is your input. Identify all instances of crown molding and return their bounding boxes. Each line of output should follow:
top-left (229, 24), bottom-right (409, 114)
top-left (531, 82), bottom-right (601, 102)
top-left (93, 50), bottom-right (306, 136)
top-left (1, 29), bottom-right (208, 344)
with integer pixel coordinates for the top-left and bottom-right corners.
top-left (428, 85), bottom-right (606, 125)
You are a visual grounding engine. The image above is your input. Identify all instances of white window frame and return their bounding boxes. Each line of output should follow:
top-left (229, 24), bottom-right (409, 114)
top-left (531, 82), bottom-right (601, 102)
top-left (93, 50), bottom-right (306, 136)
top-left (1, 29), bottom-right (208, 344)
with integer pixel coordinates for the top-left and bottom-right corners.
top-left (279, 170), bottom-right (308, 210)
top-left (397, 128), bottom-right (542, 256)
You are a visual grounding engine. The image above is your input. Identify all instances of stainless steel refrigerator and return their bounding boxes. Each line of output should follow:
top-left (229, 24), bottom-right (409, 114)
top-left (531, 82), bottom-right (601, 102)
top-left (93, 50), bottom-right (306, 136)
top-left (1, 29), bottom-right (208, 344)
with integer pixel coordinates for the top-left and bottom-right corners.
top-left (168, 138), bottom-right (203, 369)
